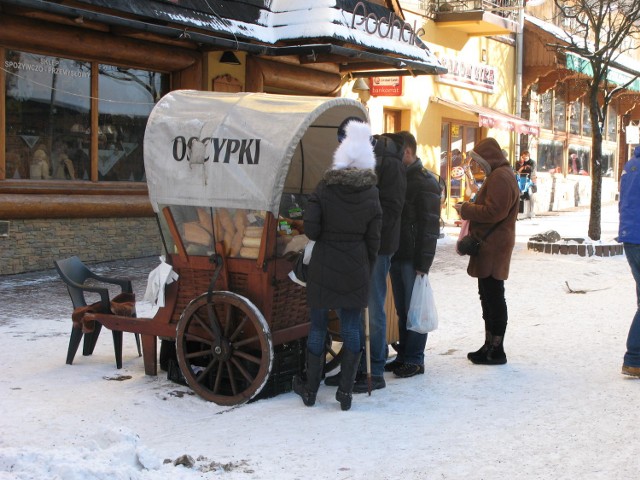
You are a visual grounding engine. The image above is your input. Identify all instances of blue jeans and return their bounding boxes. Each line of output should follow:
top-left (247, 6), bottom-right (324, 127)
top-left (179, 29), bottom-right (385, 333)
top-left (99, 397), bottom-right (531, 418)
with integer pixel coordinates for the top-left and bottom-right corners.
top-left (359, 254), bottom-right (391, 376)
top-left (389, 259), bottom-right (428, 365)
top-left (623, 243), bottom-right (640, 367)
top-left (307, 307), bottom-right (361, 357)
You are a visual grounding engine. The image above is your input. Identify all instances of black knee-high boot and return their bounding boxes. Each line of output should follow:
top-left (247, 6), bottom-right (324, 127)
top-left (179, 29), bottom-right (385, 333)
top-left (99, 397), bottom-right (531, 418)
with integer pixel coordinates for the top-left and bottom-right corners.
top-left (293, 351), bottom-right (324, 406)
top-left (336, 349), bottom-right (362, 411)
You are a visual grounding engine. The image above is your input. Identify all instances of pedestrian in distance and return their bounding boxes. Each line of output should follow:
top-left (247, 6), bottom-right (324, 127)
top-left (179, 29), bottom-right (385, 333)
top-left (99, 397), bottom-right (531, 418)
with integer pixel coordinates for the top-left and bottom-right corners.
top-left (386, 131), bottom-right (442, 378)
top-left (620, 145), bottom-right (640, 378)
top-left (324, 125), bottom-right (407, 393)
top-left (454, 137), bottom-right (520, 365)
top-left (292, 118), bottom-right (382, 410)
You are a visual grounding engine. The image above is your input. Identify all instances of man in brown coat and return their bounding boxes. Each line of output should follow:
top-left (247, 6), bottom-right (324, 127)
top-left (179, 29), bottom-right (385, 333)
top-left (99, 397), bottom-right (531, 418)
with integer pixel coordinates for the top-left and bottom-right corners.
top-left (454, 137), bottom-right (520, 365)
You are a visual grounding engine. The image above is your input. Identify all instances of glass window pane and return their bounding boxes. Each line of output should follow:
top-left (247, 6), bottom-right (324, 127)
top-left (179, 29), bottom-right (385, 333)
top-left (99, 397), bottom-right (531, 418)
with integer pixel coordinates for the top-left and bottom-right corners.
top-left (540, 90), bottom-right (552, 129)
top-left (568, 144), bottom-right (589, 174)
top-left (536, 139), bottom-right (563, 173)
top-left (98, 65), bottom-right (169, 181)
top-left (606, 104), bottom-right (617, 141)
top-left (569, 101), bottom-right (581, 135)
top-left (601, 150), bottom-right (614, 177)
top-left (4, 50), bottom-right (90, 180)
top-left (582, 100), bottom-right (592, 136)
top-left (554, 84), bottom-right (566, 132)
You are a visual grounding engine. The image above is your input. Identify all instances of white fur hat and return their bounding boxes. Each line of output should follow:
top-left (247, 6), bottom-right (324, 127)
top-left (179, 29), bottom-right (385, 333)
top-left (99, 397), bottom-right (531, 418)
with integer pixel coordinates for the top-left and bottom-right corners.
top-left (331, 120), bottom-right (376, 170)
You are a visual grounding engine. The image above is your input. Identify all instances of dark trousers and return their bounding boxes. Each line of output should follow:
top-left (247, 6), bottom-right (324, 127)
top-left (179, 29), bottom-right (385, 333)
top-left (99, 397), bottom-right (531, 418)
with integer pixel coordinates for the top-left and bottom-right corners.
top-left (478, 276), bottom-right (507, 336)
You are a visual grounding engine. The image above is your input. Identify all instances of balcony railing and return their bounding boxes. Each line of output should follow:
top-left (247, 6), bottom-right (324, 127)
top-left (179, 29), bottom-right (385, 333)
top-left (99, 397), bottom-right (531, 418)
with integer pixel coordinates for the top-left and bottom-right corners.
top-left (423, 0), bottom-right (521, 35)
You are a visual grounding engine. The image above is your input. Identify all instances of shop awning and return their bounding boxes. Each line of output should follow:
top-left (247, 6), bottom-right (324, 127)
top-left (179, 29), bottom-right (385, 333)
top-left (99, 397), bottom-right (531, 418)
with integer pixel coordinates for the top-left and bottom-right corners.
top-left (431, 97), bottom-right (540, 137)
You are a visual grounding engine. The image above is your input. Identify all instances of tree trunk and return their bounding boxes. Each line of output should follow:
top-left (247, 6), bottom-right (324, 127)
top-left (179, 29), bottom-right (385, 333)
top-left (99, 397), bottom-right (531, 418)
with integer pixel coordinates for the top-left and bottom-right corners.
top-left (588, 89), bottom-right (603, 241)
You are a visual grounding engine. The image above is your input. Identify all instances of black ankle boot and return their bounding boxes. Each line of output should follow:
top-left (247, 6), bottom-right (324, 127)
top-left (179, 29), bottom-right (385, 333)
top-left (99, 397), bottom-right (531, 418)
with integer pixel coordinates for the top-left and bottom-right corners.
top-left (336, 349), bottom-right (362, 411)
top-left (469, 334), bottom-right (507, 365)
top-left (293, 351), bottom-right (324, 406)
top-left (467, 331), bottom-right (491, 363)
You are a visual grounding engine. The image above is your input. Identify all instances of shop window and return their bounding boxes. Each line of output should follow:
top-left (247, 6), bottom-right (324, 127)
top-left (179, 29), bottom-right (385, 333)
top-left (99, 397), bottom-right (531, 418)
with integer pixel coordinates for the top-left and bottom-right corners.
top-left (536, 139), bottom-right (563, 173)
top-left (4, 51), bottom-right (90, 180)
top-left (569, 101), bottom-right (581, 135)
top-left (601, 150), bottom-right (614, 177)
top-left (553, 84), bottom-right (566, 132)
top-left (440, 122), bottom-right (477, 214)
top-left (3, 49), bottom-right (168, 182)
top-left (539, 90), bottom-right (552, 130)
top-left (568, 144), bottom-right (590, 175)
top-left (98, 65), bottom-right (167, 181)
top-left (582, 100), bottom-right (592, 136)
top-left (606, 104), bottom-right (617, 141)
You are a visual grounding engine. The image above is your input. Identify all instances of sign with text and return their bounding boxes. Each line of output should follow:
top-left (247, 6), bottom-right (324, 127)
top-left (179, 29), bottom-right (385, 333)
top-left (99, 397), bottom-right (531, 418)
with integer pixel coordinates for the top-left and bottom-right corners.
top-left (370, 76), bottom-right (403, 96)
top-left (436, 55), bottom-right (496, 94)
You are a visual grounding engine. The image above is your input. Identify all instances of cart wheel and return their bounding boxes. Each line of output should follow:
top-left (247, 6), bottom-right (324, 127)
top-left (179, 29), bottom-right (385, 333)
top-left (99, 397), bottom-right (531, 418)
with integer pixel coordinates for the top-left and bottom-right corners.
top-left (176, 291), bottom-right (273, 406)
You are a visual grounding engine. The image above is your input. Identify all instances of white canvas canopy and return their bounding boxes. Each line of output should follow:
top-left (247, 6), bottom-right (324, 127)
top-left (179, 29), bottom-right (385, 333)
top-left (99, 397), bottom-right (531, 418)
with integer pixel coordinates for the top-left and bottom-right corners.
top-left (144, 90), bottom-right (368, 215)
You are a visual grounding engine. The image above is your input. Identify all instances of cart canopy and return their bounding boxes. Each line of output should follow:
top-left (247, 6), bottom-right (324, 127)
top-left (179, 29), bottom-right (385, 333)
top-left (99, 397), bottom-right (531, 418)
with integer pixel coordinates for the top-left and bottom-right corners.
top-left (144, 90), bottom-right (368, 215)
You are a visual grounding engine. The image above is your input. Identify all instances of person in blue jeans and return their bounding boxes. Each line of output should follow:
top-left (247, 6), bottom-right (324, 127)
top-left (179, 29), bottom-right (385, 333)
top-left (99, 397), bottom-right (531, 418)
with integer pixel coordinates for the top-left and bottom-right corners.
top-left (387, 131), bottom-right (442, 378)
top-left (293, 118), bottom-right (382, 410)
top-left (324, 127), bottom-right (406, 393)
top-left (620, 145), bottom-right (640, 377)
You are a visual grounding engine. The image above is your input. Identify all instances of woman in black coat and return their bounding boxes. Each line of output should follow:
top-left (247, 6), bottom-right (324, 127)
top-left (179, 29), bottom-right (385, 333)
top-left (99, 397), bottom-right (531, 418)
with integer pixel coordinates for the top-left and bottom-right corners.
top-left (293, 119), bottom-right (382, 411)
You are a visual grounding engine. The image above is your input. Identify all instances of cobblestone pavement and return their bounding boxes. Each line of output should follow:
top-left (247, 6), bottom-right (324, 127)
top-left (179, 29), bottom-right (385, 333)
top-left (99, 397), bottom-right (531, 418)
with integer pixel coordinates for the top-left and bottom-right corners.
top-left (0, 256), bottom-right (159, 325)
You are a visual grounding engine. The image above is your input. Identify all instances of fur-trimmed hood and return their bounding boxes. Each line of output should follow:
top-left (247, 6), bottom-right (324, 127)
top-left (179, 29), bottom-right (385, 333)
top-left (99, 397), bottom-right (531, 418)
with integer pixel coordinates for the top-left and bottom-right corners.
top-left (323, 168), bottom-right (377, 188)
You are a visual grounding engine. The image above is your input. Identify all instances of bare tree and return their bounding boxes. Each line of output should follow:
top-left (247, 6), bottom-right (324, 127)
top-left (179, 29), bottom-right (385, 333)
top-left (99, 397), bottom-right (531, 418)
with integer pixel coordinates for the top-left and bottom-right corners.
top-left (547, 0), bottom-right (640, 240)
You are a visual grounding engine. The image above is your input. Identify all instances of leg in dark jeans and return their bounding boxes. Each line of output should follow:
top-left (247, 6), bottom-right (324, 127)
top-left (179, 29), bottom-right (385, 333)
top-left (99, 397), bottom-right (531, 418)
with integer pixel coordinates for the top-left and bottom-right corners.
top-left (623, 243), bottom-right (640, 369)
top-left (470, 276), bottom-right (507, 365)
top-left (390, 259), bottom-right (428, 369)
top-left (478, 276), bottom-right (507, 336)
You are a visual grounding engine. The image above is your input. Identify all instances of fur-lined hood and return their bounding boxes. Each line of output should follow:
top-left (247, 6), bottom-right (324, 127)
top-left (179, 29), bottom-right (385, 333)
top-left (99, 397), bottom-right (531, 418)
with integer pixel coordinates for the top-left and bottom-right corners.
top-left (323, 168), bottom-right (377, 188)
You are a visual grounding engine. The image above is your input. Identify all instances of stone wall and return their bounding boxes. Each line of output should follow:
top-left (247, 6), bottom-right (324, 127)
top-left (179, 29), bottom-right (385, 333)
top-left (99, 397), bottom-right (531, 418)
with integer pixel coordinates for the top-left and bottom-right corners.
top-left (0, 217), bottom-right (162, 275)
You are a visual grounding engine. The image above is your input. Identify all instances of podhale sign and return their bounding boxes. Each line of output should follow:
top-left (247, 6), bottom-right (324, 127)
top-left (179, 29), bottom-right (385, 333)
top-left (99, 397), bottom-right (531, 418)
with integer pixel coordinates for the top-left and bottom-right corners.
top-left (370, 76), bottom-right (403, 96)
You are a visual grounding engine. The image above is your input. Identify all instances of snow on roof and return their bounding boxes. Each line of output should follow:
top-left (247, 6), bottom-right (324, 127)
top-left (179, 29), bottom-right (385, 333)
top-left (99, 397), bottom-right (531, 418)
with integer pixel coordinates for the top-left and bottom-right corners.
top-left (142, 0), bottom-right (440, 66)
top-left (525, 13), bottom-right (640, 74)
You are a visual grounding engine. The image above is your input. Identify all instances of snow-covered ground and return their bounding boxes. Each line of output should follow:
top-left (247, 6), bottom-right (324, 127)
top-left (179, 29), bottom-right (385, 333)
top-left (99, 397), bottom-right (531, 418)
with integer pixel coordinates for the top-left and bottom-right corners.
top-left (1, 203), bottom-right (638, 480)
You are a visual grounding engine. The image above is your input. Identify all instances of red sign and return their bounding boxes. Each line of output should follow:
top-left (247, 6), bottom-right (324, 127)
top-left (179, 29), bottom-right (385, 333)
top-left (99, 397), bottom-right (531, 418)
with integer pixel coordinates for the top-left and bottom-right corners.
top-left (370, 76), bottom-right (403, 96)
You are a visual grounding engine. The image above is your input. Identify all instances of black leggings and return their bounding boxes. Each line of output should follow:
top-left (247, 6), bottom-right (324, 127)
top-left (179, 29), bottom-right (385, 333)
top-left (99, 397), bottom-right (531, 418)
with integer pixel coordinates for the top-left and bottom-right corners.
top-left (478, 276), bottom-right (508, 336)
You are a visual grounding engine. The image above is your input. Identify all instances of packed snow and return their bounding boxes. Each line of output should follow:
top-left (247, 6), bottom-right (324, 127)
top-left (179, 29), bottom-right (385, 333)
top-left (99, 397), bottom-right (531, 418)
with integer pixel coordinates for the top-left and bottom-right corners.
top-left (1, 203), bottom-right (638, 479)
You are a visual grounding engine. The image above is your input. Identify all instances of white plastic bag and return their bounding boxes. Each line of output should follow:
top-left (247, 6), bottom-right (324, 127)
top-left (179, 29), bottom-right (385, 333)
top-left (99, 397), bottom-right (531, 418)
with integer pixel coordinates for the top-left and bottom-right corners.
top-left (407, 275), bottom-right (438, 334)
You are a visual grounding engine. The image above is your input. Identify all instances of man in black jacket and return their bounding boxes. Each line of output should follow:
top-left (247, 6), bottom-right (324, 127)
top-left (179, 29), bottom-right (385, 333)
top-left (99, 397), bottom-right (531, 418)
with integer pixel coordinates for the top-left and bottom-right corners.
top-left (386, 131), bottom-right (441, 378)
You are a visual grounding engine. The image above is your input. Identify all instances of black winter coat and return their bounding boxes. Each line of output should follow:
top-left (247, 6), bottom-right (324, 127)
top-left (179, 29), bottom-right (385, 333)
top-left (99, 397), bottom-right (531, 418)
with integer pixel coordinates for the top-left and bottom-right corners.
top-left (373, 135), bottom-right (407, 256)
top-left (392, 159), bottom-right (441, 273)
top-left (304, 168), bottom-right (383, 309)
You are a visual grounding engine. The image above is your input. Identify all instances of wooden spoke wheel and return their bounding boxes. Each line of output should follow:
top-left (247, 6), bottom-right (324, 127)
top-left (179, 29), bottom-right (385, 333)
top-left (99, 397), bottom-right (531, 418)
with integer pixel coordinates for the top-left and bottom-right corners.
top-left (176, 291), bottom-right (273, 406)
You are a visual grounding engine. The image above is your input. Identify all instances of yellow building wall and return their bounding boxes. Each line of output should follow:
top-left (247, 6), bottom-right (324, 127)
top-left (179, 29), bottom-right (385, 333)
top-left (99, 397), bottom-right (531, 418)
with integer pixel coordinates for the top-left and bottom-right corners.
top-left (350, 15), bottom-right (517, 175)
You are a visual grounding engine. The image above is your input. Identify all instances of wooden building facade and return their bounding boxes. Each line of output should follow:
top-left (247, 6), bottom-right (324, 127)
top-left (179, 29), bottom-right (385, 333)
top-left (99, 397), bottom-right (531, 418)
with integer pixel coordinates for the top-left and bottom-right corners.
top-left (0, 0), bottom-right (444, 274)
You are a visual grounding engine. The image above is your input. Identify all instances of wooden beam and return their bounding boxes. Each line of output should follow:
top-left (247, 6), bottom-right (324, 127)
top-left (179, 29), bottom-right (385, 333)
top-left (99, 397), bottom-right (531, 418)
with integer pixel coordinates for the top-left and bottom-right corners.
top-left (0, 14), bottom-right (200, 72)
top-left (247, 57), bottom-right (341, 95)
top-left (0, 194), bottom-right (153, 219)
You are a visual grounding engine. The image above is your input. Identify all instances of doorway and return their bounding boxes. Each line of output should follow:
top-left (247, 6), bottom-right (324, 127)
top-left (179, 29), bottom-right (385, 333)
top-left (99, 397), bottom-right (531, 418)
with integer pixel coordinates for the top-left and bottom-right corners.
top-left (440, 121), bottom-right (478, 220)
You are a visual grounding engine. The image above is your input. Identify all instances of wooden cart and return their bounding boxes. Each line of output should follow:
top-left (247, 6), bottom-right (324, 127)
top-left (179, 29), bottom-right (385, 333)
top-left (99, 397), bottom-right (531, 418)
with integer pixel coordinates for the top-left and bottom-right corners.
top-left (87, 91), bottom-right (373, 405)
